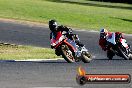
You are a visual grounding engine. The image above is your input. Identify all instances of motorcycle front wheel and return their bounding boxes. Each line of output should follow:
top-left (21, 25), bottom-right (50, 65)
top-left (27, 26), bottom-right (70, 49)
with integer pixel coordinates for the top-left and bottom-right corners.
top-left (81, 51), bottom-right (92, 63)
top-left (61, 45), bottom-right (75, 63)
top-left (118, 46), bottom-right (129, 60)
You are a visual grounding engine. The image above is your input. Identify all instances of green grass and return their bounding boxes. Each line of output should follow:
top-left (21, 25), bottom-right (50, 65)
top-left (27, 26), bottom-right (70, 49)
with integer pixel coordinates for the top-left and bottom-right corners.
top-left (0, 44), bottom-right (59, 60)
top-left (0, 0), bottom-right (132, 33)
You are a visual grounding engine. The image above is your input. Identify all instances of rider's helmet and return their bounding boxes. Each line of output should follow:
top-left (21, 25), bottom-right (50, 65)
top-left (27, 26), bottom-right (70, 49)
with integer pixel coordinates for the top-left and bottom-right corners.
top-left (49, 20), bottom-right (58, 31)
top-left (100, 28), bottom-right (108, 38)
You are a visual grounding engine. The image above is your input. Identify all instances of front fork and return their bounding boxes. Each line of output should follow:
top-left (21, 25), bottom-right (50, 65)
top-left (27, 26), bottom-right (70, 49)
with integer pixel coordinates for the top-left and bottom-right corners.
top-left (75, 46), bottom-right (88, 58)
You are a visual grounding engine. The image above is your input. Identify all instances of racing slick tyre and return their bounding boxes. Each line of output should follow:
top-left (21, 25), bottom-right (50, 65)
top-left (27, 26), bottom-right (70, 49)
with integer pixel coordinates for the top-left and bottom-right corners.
top-left (118, 46), bottom-right (129, 60)
top-left (128, 53), bottom-right (132, 60)
top-left (107, 50), bottom-right (115, 60)
top-left (81, 51), bottom-right (92, 63)
top-left (61, 45), bottom-right (75, 63)
top-left (128, 49), bottom-right (132, 60)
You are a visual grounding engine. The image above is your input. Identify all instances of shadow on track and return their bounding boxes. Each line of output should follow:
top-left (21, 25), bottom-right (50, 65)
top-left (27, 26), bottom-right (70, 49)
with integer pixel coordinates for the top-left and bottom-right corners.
top-left (37, 61), bottom-right (67, 63)
top-left (94, 58), bottom-right (128, 60)
top-left (0, 60), bottom-right (67, 63)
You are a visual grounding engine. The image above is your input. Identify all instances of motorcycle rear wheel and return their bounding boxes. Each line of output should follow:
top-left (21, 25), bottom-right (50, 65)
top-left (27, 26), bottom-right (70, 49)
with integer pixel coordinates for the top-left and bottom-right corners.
top-left (61, 45), bottom-right (75, 63)
top-left (107, 50), bottom-right (115, 60)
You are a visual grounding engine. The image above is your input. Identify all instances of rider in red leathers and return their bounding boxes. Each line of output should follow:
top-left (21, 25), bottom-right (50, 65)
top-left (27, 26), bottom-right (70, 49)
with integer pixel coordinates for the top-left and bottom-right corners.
top-left (99, 28), bottom-right (125, 59)
top-left (99, 29), bottom-right (124, 51)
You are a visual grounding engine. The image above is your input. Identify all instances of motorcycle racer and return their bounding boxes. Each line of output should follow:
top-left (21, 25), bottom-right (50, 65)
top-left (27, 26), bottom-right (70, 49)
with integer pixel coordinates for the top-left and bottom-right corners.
top-left (99, 28), bottom-right (124, 51)
top-left (48, 20), bottom-right (92, 62)
top-left (49, 20), bottom-right (84, 49)
top-left (99, 28), bottom-right (132, 60)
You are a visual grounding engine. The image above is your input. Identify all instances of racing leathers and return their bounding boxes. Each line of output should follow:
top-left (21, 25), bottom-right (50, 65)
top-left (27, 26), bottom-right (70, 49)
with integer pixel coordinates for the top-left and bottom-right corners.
top-left (99, 32), bottom-right (123, 51)
top-left (50, 25), bottom-right (84, 49)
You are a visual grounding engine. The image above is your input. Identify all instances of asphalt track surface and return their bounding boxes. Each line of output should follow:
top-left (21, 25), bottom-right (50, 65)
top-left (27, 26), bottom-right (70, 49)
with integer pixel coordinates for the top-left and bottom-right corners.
top-left (0, 20), bottom-right (132, 88)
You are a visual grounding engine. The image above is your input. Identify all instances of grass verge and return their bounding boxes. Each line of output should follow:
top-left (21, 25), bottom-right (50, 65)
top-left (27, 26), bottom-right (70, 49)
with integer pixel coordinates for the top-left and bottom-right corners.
top-left (0, 0), bottom-right (131, 33)
top-left (0, 44), bottom-right (59, 60)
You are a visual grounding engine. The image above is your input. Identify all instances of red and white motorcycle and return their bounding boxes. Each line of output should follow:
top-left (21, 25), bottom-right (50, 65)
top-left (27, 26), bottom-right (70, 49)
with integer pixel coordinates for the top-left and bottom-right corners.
top-left (106, 33), bottom-right (132, 60)
top-left (50, 31), bottom-right (92, 63)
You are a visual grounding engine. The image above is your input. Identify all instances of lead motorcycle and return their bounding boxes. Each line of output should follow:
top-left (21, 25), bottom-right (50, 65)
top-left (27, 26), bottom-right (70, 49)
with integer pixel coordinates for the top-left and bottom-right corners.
top-left (50, 30), bottom-right (92, 63)
top-left (106, 33), bottom-right (132, 60)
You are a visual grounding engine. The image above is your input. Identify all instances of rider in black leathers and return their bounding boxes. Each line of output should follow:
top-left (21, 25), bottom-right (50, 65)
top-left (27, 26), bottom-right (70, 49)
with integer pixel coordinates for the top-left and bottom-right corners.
top-left (49, 20), bottom-right (84, 54)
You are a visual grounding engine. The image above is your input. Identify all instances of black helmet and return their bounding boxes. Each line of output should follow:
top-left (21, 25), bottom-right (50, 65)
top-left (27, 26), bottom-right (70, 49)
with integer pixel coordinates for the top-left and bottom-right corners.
top-left (49, 20), bottom-right (58, 31)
